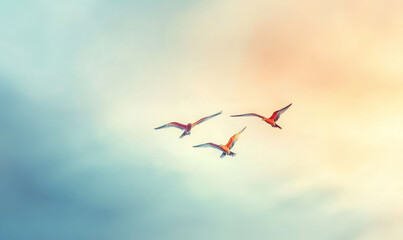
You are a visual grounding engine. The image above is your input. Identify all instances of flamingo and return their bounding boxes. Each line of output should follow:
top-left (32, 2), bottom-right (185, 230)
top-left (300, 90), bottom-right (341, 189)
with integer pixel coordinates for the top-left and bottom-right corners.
top-left (193, 126), bottom-right (246, 158)
top-left (231, 103), bottom-right (292, 129)
top-left (155, 111), bottom-right (222, 138)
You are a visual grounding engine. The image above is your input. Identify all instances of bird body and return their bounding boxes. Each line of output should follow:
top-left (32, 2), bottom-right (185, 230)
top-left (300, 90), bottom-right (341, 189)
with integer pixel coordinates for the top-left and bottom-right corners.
top-left (155, 111), bottom-right (222, 138)
top-left (263, 117), bottom-right (279, 128)
top-left (231, 103), bottom-right (292, 129)
top-left (193, 126), bottom-right (246, 158)
top-left (220, 145), bottom-right (231, 154)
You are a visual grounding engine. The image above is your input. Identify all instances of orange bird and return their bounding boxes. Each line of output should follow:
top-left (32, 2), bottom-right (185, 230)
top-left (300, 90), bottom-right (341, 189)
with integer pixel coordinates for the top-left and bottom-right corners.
top-left (231, 103), bottom-right (292, 129)
top-left (193, 126), bottom-right (246, 158)
top-left (155, 111), bottom-right (222, 138)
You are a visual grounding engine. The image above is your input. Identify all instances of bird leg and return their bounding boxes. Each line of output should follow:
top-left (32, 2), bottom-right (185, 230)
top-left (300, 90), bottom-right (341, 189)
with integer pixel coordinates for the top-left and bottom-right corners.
top-left (220, 152), bottom-right (227, 158)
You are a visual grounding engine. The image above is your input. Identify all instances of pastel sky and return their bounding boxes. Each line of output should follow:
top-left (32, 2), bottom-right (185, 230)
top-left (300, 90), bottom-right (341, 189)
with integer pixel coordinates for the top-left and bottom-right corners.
top-left (1, 0), bottom-right (403, 239)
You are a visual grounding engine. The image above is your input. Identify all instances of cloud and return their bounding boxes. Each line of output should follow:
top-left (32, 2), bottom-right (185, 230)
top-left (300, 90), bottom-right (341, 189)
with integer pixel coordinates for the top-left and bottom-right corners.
top-left (1, 0), bottom-right (402, 239)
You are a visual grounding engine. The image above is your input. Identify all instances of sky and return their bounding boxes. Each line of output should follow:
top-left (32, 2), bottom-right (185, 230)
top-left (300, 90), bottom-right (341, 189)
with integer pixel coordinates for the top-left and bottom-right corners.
top-left (1, 0), bottom-right (403, 239)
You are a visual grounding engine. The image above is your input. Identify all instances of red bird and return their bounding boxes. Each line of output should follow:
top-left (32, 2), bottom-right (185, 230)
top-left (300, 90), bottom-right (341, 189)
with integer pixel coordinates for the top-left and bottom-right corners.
top-left (193, 126), bottom-right (246, 158)
top-left (231, 103), bottom-right (292, 129)
top-left (155, 111), bottom-right (222, 138)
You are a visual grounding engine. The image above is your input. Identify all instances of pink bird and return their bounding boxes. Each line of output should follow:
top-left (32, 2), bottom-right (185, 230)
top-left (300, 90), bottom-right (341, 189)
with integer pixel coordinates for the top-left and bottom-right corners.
top-left (231, 103), bottom-right (292, 129)
top-left (193, 126), bottom-right (246, 158)
top-left (155, 111), bottom-right (222, 138)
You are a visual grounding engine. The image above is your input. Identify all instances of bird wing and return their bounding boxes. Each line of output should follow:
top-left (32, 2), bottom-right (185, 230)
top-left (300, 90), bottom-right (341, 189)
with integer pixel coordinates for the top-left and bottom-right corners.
top-left (226, 126), bottom-right (246, 149)
top-left (269, 103), bottom-right (292, 121)
top-left (230, 113), bottom-right (265, 119)
top-left (192, 111), bottom-right (222, 127)
top-left (154, 122), bottom-right (186, 130)
top-left (193, 143), bottom-right (222, 151)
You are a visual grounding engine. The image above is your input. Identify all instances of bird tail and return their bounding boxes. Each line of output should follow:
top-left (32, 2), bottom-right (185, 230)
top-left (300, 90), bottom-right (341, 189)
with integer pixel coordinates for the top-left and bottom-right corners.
top-left (275, 124), bottom-right (282, 129)
top-left (220, 152), bottom-right (226, 158)
top-left (228, 151), bottom-right (236, 157)
top-left (179, 131), bottom-right (187, 138)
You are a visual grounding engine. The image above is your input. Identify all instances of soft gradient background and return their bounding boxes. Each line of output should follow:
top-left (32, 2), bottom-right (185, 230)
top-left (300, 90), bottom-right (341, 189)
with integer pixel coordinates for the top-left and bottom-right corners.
top-left (1, 0), bottom-right (403, 239)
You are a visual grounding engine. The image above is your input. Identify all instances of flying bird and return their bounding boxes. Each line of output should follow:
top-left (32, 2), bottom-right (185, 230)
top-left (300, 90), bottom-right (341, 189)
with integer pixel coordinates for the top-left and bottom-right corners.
top-left (155, 111), bottom-right (222, 138)
top-left (193, 126), bottom-right (246, 158)
top-left (231, 103), bottom-right (292, 129)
